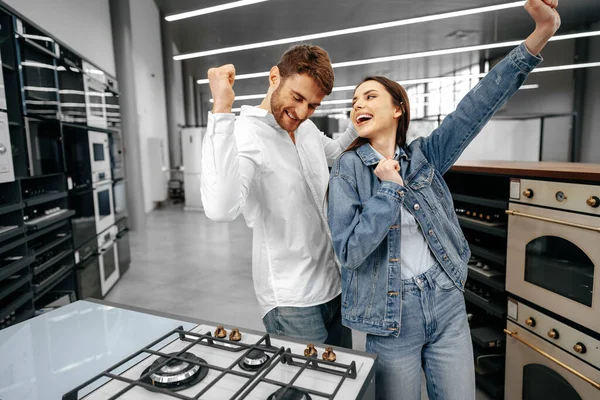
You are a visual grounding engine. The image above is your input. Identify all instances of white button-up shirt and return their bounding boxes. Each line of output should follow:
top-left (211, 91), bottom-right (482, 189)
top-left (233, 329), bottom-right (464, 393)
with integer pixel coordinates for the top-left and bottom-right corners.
top-left (201, 106), bottom-right (357, 316)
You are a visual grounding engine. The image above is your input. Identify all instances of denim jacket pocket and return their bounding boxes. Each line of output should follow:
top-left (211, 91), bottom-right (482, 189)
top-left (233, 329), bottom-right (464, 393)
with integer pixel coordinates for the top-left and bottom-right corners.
top-left (407, 162), bottom-right (434, 191)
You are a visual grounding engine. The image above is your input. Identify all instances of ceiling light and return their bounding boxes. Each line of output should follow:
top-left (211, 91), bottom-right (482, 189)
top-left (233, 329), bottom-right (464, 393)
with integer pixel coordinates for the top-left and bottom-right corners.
top-left (214, 61), bottom-right (596, 103)
top-left (166, 0), bottom-right (269, 22)
top-left (197, 30), bottom-right (600, 84)
top-left (177, 1), bottom-right (524, 60)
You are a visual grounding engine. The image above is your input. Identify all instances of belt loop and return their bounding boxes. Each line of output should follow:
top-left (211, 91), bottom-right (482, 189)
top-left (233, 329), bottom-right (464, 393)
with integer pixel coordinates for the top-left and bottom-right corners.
top-left (424, 271), bottom-right (435, 290)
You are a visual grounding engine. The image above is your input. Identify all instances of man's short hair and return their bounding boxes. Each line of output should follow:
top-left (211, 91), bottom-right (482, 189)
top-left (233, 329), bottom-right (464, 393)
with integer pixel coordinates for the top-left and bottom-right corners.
top-left (276, 45), bottom-right (334, 95)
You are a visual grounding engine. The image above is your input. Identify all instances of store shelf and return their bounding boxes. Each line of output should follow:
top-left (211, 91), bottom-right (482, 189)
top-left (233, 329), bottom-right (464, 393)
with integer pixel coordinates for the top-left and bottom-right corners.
top-left (0, 236), bottom-right (27, 255)
top-left (24, 209), bottom-right (75, 232)
top-left (0, 275), bottom-right (30, 303)
top-left (23, 191), bottom-right (67, 207)
top-left (32, 249), bottom-right (72, 276)
top-left (452, 194), bottom-right (508, 210)
top-left (31, 233), bottom-right (72, 259)
top-left (0, 226), bottom-right (25, 244)
top-left (468, 266), bottom-right (505, 292)
top-left (0, 292), bottom-right (33, 321)
top-left (33, 263), bottom-right (74, 301)
top-left (464, 290), bottom-right (506, 319)
top-left (458, 216), bottom-right (507, 238)
top-left (25, 220), bottom-right (68, 242)
top-left (0, 256), bottom-right (33, 282)
top-left (0, 202), bottom-right (23, 216)
top-left (469, 244), bottom-right (506, 267)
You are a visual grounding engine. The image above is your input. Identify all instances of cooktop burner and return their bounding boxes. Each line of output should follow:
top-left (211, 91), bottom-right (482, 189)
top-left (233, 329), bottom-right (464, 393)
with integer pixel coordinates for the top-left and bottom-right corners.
top-left (239, 348), bottom-right (270, 371)
top-left (140, 352), bottom-right (208, 391)
top-left (267, 387), bottom-right (313, 400)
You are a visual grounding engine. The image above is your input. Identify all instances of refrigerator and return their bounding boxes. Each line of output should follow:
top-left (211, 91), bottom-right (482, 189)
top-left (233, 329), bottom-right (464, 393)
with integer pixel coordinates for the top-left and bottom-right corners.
top-left (181, 127), bottom-right (206, 212)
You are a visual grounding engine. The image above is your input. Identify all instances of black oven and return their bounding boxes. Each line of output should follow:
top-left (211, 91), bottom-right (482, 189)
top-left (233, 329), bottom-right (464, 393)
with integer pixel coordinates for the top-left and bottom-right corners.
top-left (63, 124), bottom-right (91, 189)
top-left (24, 117), bottom-right (64, 176)
top-left (74, 237), bottom-right (101, 300)
top-left (70, 187), bottom-right (96, 250)
top-left (57, 47), bottom-right (86, 125)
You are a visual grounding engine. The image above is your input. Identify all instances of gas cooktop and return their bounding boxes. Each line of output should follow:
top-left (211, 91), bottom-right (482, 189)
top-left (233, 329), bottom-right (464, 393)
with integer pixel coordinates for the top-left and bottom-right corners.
top-left (63, 323), bottom-right (376, 400)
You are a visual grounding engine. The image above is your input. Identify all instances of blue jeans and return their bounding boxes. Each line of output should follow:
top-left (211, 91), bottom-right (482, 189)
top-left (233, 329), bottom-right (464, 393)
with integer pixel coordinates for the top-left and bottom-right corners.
top-left (262, 295), bottom-right (353, 349)
top-left (366, 265), bottom-right (475, 400)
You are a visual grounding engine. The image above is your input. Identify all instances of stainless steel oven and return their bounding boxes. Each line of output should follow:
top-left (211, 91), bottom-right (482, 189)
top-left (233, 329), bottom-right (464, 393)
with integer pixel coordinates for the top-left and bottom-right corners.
top-left (92, 179), bottom-right (115, 236)
top-left (88, 131), bottom-right (111, 174)
top-left (505, 299), bottom-right (600, 399)
top-left (82, 61), bottom-right (107, 129)
top-left (506, 179), bottom-right (600, 333)
top-left (97, 225), bottom-right (119, 296)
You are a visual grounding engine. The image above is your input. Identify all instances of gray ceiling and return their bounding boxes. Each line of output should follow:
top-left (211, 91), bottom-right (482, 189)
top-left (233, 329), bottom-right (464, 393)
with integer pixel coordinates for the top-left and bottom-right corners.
top-left (154, 0), bottom-right (600, 107)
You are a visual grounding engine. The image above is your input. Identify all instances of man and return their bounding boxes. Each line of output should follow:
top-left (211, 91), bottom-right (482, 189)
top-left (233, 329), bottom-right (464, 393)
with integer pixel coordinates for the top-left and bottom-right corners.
top-left (201, 45), bottom-right (356, 347)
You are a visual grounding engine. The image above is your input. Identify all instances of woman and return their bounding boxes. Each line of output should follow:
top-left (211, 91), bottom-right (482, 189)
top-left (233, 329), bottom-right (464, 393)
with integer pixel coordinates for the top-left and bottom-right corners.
top-left (326, 1), bottom-right (560, 399)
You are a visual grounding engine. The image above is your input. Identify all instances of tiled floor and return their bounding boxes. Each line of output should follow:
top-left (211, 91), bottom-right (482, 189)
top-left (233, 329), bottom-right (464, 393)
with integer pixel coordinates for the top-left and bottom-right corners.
top-left (106, 205), bottom-right (494, 400)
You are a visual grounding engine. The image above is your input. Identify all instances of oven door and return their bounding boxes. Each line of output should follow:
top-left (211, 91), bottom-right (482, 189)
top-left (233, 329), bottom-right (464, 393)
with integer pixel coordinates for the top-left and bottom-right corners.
top-left (24, 117), bottom-right (64, 176)
top-left (93, 180), bottom-right (115, 235)
top-left (76, 252), bottom-right (102, 300)
top-left (506, 203), bottom-right (600, 333)
top-left (98, 236), bottom-right (119, 297)
top-left (505, 320), bottom-right (600, 399)
top-left (88, 131), bottom-right (111, 173)
top-left (84, 75), bottom-right (107, 129)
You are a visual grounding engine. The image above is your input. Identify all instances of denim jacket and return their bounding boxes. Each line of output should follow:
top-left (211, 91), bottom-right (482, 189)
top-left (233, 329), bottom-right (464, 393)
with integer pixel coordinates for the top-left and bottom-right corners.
top-left (327, 43), bottom-right (542, 337)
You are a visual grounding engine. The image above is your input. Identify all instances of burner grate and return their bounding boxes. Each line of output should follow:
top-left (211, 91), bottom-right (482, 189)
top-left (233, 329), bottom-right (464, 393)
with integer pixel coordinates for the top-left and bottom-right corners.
top-left (62, 326), bottom-right (357, 400)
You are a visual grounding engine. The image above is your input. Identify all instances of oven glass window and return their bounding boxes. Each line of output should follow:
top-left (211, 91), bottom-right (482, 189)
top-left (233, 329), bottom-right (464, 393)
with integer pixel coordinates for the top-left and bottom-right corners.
top-left (525, 236), bottom-right (594, 307)
top-left (102, 244), bottom-right (117, 279)
top-left (523, 364), bottom-right (582, 400)
top-left (97, 189), bottom-right (111, 219)
top-left (93, 143), bottom-right (105, 161)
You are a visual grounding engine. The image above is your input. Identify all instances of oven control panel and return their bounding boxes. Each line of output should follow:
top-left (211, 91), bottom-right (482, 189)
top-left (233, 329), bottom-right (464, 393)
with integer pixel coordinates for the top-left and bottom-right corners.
top-left (508, 298), bottom-right (600, 366)
top-left (509, 179), bottom-right (600, 216)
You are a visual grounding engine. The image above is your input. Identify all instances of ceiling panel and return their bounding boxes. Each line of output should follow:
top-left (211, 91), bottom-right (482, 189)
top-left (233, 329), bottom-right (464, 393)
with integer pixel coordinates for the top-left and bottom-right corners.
top-left (154, 0), bottom-right (600, 110)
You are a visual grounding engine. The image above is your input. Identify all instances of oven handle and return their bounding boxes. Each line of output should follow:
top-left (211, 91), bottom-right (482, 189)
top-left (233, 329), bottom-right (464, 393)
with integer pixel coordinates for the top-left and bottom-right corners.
top-left (504, 329), bottom-right (600, 390)
top-left (505, 210), bottom-right (600, 233)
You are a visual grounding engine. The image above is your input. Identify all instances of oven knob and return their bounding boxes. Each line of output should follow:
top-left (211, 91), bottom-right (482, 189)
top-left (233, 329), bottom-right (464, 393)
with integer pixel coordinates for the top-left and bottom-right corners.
top-left (573, 343), bottom-right (587, 354)
top-left (229, 328), bottom-right (242, 342)
top-left (548, 329), bottom-right (559, 340)
top-left (587, 196), bottom-right (600, 208)
top-left (525, 317), bottom-right (536, 327)
top-left (523, 189), bottom-right (534, 199)
top-left (322, 347), bottom-right (337, 362)
top-left (214, 325), bottom-right (227, 338)
top-left (304, 344), bottom-right (318, 358)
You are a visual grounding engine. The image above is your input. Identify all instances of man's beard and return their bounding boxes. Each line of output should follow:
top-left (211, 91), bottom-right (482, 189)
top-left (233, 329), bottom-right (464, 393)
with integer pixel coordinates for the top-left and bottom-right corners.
top-left (270, 86), bottom-right (304, 132)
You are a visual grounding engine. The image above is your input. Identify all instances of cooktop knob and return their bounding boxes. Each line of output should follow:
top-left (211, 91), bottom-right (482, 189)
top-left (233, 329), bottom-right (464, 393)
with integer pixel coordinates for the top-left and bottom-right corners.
top-left (214, 325), bottom-right (227, 338)
top-left (573, 343), bottom-right (587, 354)
top-left (322, 347), bottom-right (337, 362)
top-left (525, 317), bottom-right (536, 327)
top-left (548, 329), bottom-right (559, 340)
top-left (304, 343), bottom-right (318, 358)
top-left (587, 196), bottom-right (600, 208)
top-left (523, 189), bottom-right (534, 199)
top-left (229, 328), bottom-right (242, 342)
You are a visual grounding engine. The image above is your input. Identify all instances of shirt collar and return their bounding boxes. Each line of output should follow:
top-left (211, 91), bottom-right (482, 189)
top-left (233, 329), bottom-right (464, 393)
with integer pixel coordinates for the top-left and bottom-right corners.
top-left (240, 105), bottom-right (285, 131)
top-left (356, 143), bottom-right (408, 166)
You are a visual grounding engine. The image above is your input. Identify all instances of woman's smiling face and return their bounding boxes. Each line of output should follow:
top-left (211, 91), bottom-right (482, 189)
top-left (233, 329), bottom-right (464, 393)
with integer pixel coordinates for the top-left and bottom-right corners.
top-left (351, 80), bottom-right (402, 140)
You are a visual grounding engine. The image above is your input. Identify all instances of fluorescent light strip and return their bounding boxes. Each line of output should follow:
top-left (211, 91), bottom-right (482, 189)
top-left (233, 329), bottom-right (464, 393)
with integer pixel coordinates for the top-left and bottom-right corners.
top-left (218, 61), bottom-right (597, 103)
top-left (178, 1), bottom-right (525, 60)
top-left (166, 0), bottom-right (269, 22)
top-left (197, 30), bottom-right (600, 84)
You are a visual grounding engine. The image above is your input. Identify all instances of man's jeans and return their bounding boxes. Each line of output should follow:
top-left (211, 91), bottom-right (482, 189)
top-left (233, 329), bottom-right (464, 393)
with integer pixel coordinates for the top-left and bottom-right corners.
top-left (366, 264), bottom-right (475, 400)
top-left (262, 295), bottom-right (353, 349)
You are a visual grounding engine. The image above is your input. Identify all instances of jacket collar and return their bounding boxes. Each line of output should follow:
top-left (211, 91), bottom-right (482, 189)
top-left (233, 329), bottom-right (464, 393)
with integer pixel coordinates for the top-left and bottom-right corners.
top-left (355, 143), bottom-right (410, 166)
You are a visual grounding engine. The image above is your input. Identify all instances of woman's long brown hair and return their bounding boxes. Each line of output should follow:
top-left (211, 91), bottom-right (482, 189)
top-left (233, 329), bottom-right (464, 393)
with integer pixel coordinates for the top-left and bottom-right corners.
top-left (325, 76), bottom-right (411, 205)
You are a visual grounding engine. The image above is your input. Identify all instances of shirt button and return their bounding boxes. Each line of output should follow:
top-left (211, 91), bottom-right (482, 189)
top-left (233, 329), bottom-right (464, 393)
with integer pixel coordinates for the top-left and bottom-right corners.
top-left (414, 203), bottom-right (420, 211)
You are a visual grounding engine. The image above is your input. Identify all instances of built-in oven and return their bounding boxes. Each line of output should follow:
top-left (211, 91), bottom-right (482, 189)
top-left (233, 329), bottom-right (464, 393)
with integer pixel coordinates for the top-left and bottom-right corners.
top-left (97, 225), bottom-right (119, 296)
top-left (113, 179), bottom-right (127, 222)
top-left (505, 299), bottom-right (600, 399)
top-left (92, 179), bottom-right (115, 236)
top-left (70, 187), bottom-right (97, 250)
top-left (115, 218), bottom-right (130, 276)
top-left (88, 130), bottom-right (111, 174)
top-left (24, 117), bottom-right (64, 176)
top-left (506, 179), bottom-right (600, 333)
top-left (15, 18), bottom-right (60, 119)
top-left (57, 47), bottom-right (86, 125)
top-left (74, 237), bottom-right (101, 300)
top-left (110, 133), bottom-right (125, 181)
top-left (82, 61), bottom-right (107, 129)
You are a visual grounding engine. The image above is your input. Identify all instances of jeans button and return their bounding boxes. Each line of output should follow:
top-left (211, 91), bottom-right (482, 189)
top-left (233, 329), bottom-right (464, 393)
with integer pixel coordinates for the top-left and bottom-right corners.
top-left (443, 255), bottom-right (449, 261)
top-left (428, 229), bottom-right (434, 236)
top-left (414, 203), bottom-right (420, 211)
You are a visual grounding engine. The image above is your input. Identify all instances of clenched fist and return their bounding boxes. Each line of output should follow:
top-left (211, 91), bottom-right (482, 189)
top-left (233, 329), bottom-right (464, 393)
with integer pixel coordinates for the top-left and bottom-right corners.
top-left (375, 158), bottom-right (404, 186)
top-left (525, 0), bottom-right (561, 34)
top-left (207, 64), bottom-right (236, 114)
